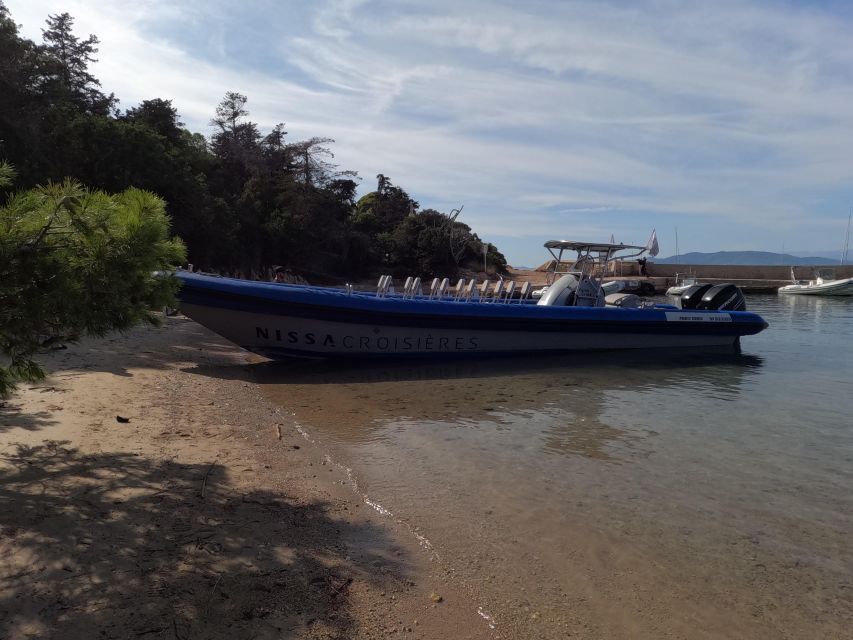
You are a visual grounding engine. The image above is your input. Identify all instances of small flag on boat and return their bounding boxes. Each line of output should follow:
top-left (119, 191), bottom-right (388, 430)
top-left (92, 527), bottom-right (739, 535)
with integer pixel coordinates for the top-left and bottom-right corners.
top-left (647, 229), bottom-right (659, 256)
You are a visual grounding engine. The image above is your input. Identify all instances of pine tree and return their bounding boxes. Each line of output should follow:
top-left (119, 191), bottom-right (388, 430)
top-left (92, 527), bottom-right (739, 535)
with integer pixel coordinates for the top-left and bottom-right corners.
top-left (39, 12), bottom-right (115, 114)
top-left (0, 163), bottom-right (186, 395)
top-left (0, 3), bottom-right (41, 167)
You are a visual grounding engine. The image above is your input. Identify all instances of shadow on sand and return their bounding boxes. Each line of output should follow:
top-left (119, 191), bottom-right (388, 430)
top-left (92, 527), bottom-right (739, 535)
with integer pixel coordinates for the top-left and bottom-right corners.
top-left (0, 406), bottom-right (58, 434)
top-left (0, 441), bottom-right (403, 639)
top-left (43, 318), bottom-right (241, 380)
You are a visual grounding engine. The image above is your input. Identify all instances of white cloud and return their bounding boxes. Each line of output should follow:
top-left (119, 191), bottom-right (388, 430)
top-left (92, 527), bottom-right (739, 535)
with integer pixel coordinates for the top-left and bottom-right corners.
top-left (7, 0), bottom-right (853, 263)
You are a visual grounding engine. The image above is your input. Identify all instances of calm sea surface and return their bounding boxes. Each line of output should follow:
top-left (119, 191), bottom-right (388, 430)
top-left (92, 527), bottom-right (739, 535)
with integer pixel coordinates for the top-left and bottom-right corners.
top-left (257, 295), bottom-right (853, 638)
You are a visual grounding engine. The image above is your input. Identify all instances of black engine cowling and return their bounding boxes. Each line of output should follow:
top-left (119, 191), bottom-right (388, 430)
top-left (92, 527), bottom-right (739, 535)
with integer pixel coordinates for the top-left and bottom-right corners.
top-left (680, 284), bottom-right (714, 309)
top-left (637, 281), bottom-right (656, 295)
top-left (696, 283), bottom-right (747, 311)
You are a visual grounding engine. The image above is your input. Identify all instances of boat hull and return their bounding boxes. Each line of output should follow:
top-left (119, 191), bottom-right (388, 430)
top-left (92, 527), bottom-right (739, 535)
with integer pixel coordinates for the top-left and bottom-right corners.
top-left (176, 273), bottom-right (768, 359)
top-left (181, 303), bottom-right (746, 358)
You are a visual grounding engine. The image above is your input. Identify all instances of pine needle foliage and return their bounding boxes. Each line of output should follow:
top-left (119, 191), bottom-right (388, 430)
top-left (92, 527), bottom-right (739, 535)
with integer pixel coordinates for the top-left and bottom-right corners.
top-left (0, 164), bottom-right (186, 395)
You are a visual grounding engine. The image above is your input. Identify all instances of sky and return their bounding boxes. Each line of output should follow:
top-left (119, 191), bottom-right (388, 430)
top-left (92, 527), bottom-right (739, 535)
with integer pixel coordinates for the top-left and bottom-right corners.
top-left (6, 0), bottom-right (853, 266)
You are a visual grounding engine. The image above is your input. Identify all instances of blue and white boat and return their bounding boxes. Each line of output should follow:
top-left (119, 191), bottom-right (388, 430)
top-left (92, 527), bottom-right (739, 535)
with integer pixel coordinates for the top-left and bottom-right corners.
top-left (176, 241), bottom-right (768, 359)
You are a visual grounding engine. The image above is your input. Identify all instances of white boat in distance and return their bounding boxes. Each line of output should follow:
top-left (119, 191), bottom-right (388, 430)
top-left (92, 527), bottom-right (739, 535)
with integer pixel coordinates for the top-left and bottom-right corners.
top-left (175, 241), bottom-right (768, 360)
top-left (778, 268), bottom-right (853, 296)
top-left (666, 273), bottom-right (701, 296)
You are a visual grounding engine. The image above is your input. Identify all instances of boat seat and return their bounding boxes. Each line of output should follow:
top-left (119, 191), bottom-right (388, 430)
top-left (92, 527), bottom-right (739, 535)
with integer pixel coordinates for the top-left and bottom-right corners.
top-left (491, 280), bottom-right (504, 302)
top-left (479, 280), bottom-right (491, 301)
top-left (438, 278), bottom-right (450, 298)
top-left (464, 279), bottom-right (477, 301)
top-left (453, 279), bottom-right (467, 301)
top-left (428, 278), bottom-right (440, 299)
top-left (517, 281), bottom-right (531, 302)
top-left (410, 276), bottom-right (422, 298)
top-left (377, 275), bottom-right (392, 297)
top-left (503, 280), bottom-right (516, 301)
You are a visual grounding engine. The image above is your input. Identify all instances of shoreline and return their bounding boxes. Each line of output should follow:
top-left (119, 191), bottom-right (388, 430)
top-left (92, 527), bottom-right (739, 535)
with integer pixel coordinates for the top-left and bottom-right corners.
top-left (6, 312), bottom-right (849, 639)
top-left (0, 317), bottom-right (494, 639)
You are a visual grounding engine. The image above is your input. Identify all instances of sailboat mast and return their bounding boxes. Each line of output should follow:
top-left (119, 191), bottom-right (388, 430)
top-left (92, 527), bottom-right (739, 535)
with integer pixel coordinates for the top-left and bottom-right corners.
top-left (675, 227), bottom-right (679, 262)
top-left (843, 210), bottom-right (851, 265)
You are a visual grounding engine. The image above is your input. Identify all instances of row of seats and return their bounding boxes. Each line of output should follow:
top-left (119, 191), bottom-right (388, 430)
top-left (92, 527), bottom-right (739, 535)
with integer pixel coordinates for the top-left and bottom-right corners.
top-left (375, 276), bottom-right (532, 302)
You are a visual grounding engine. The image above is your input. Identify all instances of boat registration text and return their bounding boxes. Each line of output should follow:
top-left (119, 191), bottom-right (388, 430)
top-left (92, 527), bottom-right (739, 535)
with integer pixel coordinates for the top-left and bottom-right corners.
top-left (664, 312), bottom-right (732, 323)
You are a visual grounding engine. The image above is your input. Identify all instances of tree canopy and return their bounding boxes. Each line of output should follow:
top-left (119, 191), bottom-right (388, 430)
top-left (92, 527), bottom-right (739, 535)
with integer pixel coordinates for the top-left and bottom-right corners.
top-left (0, 1), bottom-right (507, 282)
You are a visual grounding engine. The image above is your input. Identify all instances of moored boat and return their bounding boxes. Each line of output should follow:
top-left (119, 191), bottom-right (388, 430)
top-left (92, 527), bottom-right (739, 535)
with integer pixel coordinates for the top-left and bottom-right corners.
top-left (666, 272), bottom-right (701, 296)
top-left (176, 241), bottom-right (768, 359)
top-left (778, 268), bottom-right (853, 296)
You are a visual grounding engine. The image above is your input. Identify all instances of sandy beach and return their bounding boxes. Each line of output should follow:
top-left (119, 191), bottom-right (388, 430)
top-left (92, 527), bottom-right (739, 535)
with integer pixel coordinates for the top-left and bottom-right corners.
top-left (0, 317), bottom-right (495, 640)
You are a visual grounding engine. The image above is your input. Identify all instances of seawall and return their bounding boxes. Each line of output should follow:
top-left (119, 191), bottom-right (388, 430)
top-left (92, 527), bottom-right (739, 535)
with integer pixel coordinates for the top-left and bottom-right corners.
top-left (511, 263), bottom-right (853, 293)
top-left (645, 263), bottom-right (853, 293)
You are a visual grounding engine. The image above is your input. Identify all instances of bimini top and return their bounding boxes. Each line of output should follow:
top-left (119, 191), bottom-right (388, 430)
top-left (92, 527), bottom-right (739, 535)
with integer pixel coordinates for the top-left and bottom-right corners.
top-left (544, 240), bottom-right (647, 253)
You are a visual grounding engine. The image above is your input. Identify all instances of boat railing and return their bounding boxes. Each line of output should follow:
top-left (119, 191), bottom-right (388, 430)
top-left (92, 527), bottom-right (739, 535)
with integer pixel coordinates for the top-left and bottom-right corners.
top-left (372, 275), bottom-right (533, 303)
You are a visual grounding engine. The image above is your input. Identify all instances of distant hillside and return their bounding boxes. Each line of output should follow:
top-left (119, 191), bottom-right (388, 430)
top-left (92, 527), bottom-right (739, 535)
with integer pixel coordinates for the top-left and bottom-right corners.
top-left (789, 250), bottom-right (846, 261)
top-left (653, 251), bottom-right (833, 265)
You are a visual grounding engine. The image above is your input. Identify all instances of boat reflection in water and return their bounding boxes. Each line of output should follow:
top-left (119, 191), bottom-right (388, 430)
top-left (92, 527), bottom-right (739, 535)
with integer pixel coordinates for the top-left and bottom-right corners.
top-left (251, 349), bottom-right (763, 463)
top-left (776, 290), bottom-right (853, 332)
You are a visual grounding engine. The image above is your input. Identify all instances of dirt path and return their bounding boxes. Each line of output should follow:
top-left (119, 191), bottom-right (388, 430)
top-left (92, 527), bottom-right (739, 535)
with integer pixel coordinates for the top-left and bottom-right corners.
top-left (0, 317), bottom-right (495, 640)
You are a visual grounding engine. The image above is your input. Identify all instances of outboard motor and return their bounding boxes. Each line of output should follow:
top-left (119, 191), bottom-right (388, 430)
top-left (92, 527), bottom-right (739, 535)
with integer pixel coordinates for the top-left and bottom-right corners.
top-left (696, 283), bottom-right (747, 311)
top-left (680, 283), bottom-right (714, 309)
top-left (637, 281), bottom-right (656, 296)
top-left (537, 274), bottom-right (578, 306)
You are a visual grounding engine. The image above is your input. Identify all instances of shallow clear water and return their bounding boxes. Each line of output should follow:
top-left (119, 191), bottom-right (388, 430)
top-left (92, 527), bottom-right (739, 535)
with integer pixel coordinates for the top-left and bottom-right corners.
top-left (257, 295), bottom-right (853, 638)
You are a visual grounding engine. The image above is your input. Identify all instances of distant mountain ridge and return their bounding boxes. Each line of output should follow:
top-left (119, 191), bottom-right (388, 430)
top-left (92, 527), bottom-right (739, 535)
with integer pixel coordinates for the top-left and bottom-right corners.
top-left (653, 251), bottom-right (840, 265)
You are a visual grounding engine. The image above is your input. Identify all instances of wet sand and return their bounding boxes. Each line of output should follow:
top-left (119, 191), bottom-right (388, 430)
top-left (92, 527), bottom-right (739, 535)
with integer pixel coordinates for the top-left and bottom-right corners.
top-left (0, 318), bottom-right (493, 640)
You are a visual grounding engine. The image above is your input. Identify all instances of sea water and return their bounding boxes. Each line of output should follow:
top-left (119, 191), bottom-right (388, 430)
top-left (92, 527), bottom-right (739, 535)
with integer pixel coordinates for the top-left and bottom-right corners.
top-left (258, 295), bottom-right (853, 638)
